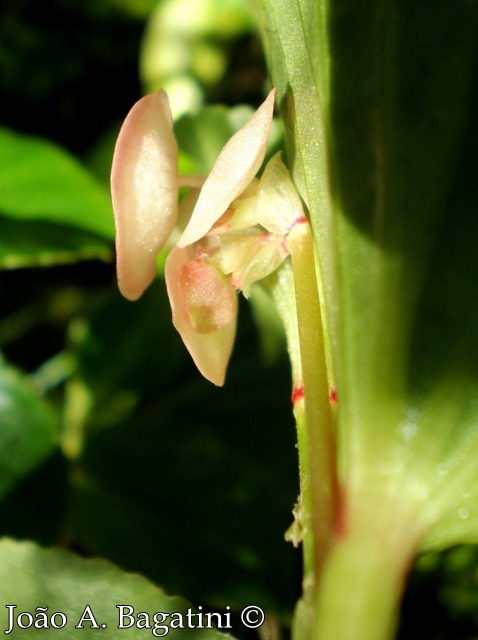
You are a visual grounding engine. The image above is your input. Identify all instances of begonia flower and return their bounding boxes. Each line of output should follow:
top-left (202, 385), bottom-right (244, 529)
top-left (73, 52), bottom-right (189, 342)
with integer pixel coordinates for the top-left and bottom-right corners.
top-left (111, 87), bottom-right (306, 385)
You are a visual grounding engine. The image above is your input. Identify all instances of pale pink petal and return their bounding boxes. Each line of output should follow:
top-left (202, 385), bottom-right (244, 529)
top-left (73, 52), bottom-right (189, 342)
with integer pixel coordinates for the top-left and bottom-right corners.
top-left (111, 90), bottom-right (178, 301)
top-left (177, 88), bottom-right (277, 248)
top-left (165, 246), bottom-right (237, 386)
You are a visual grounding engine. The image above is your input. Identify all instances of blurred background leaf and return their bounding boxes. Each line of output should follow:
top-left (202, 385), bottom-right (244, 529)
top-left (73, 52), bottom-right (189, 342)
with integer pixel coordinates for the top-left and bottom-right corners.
top-left (0, 357), bottom-right (58, 499)
top-left (0, 538), bottom-right (233, 639)
top-left (0, 219), bottom-right (111, 269)
top-left (0, 127), bottom-right (114, 240)
top-left (140, 0), bottom-right (256, 116)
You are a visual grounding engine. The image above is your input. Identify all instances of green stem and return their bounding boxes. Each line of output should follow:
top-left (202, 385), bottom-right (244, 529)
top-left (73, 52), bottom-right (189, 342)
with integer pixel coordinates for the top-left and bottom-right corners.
top-left (313, 496), bottom-right (421, 640)
top-left (286, 219), bottom-right (337, 632)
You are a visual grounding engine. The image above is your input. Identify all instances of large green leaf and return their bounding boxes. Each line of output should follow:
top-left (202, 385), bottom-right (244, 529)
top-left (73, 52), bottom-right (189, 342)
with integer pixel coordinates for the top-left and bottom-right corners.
top-left (257, 2), bottom-right (478, 638)
top-left (0, 539), bottom-right (234, 639)
top-left (0, 127), bottom-right (114, 240)
top-left (258, 0), bottom-right (478, 546)
top-left (0, 358), bottom-right (57, 499)
top-left (407, 136), bottom-right (478, 552)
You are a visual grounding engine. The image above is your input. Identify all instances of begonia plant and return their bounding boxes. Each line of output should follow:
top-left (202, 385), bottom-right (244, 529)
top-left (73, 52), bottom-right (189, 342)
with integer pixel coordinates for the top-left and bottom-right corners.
top-left (110, 0), bottom-right (478, 638)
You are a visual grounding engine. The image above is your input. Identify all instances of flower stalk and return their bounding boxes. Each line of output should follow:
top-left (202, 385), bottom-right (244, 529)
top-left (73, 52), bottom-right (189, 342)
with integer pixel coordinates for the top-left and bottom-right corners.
top-left (288, 218), bottom-right (337, 563)
top-left (284, 219), bottom-right (338, 637)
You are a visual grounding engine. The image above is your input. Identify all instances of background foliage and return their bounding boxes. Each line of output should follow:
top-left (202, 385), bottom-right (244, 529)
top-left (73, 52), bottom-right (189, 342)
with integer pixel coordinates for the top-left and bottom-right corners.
top-left (0, 0), bottom-right (478, 638)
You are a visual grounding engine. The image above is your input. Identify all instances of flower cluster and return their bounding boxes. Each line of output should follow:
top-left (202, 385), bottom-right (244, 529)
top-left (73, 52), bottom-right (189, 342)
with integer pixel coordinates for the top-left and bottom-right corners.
top-left (111, 88), bottom-right (306, 385)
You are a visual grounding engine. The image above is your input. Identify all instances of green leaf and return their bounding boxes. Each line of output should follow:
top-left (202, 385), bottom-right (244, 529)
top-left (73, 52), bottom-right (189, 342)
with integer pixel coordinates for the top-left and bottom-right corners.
top-left (407, 144), bottom-right (478, 552)
top-left (258, 3), bottom-right (478, 635)
top-left (0, 127), bottom-right (114, 240)
top-left (0, 538), bottom-right (234, 639)
top-left (0, 217), bottom-right (112, 269)
top-left (326, 0), bottom-right (478, 430)
top-left (259, 0), bottom-right (478, 543)
top-left (0, 358), bottom-right (57, 499)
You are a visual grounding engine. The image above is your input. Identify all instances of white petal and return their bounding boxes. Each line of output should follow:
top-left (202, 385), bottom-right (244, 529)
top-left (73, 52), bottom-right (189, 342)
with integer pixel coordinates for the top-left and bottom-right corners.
top-left (165, 246), bottom-right (237, 386)
top-left (177, 88), bottom-right (277, 248)
top-left (111, 90), bottom-right (178, 301)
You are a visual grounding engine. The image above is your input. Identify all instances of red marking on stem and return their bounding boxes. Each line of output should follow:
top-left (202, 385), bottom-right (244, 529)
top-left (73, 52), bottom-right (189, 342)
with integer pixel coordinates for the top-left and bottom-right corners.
top-left (291, 385), bottom-right (305, 404)
top-left (329, 388), bottom-right (338, 404)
